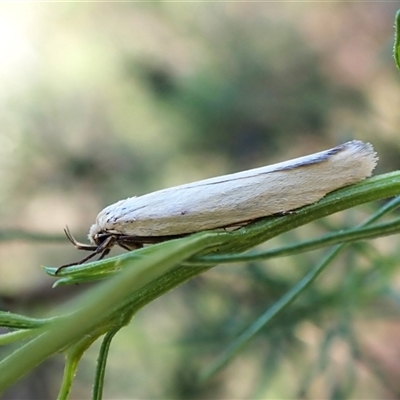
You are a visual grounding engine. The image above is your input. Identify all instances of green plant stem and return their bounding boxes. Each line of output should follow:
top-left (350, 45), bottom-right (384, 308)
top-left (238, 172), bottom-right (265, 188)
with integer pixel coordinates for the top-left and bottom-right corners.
top-left (57, 335), bottom-right (100, 400)
top-left (394, 9), bottom-right (400, 71)
top-left (0, 230), bottom-right (66, 242)
top-left (0, 329), bottom-right (39, 346)
top-left (193, 217), bottom-right (400, 264)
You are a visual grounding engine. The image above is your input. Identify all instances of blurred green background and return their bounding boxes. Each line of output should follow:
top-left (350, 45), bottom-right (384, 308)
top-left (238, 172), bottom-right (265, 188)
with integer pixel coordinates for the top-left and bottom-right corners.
top-left (1, 2), bottom-right (400, 399)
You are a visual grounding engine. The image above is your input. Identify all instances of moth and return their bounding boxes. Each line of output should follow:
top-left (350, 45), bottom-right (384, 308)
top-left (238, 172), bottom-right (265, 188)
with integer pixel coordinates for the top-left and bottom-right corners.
top-left (61, 140), bottom-right (377, 270)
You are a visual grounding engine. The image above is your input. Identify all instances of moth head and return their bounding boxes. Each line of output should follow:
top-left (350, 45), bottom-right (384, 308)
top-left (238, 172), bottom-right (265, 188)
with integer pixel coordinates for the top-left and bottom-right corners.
top-left (88, 223), bottom-right (104, 245)
top-left (88, 223), bottom-right (121, 247)
top-left (88, 223), bottom-right (142, 251)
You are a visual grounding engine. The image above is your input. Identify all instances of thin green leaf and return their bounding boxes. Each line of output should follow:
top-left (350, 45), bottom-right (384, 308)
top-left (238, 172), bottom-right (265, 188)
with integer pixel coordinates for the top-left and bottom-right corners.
top-left (92, 329), bottom-right (119, 400)
top-left (0, 312), bottom-right (49, 330)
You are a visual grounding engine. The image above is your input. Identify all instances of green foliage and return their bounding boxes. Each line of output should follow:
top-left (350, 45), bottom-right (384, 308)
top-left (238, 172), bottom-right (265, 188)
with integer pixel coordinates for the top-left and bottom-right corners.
top-left (394, 10), bottom-right (400, 71)
top-left (1, 172), bottom-right (400, 398)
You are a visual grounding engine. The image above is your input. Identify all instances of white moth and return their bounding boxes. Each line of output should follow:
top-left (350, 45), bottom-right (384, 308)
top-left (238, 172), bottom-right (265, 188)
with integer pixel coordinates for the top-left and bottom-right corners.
top-left (62, 140), bottom-right (377, 269)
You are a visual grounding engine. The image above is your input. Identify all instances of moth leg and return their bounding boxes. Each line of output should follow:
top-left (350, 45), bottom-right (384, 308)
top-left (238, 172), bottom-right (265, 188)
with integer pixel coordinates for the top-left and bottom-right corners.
top-left (221, 220), bottom-right (253, 231)
top-left (57, 250), bottom-right (100, 272)
top-left (118, 242), bottom-right (143, 251)
top-left (97, 248), bottom-right (111, 260)
top-left (56, 235), bottom-right (115, 274)
top-left (279, 210), bottom-right (296, 216)
top-left (64, 226), bottom-right (97, 251)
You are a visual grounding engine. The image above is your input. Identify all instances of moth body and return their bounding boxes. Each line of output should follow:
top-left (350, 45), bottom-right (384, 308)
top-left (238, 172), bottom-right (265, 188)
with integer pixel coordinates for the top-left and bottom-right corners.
top-left (60, 140), bottom-right (377, 270)
top-left (90, 140), bottom-right (377, 241)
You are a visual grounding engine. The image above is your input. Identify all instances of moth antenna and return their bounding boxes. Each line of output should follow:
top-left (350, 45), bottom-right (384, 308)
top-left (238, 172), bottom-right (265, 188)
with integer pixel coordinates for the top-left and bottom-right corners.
top-left (64, 226), bottom-right (97, 251)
